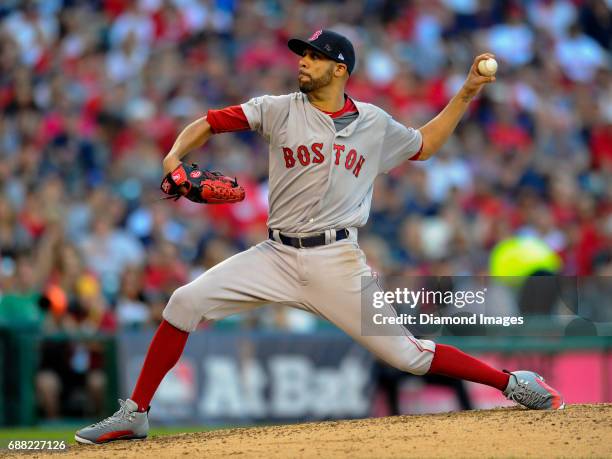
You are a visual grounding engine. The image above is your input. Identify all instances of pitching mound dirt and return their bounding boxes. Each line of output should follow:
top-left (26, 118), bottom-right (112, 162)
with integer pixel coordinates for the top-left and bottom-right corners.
top-left (6, 404), bottom-right (612, 458)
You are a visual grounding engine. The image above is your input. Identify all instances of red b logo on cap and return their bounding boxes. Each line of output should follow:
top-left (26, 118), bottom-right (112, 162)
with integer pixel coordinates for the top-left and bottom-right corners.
top-left (308, 30), bottom-right (322, 41)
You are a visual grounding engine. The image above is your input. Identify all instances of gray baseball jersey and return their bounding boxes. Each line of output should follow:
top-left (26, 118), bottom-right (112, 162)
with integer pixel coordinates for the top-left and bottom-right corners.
top-left (241, 92), bottom-right (423, 233)
top-left (163, 92), bottom-right (436, 377)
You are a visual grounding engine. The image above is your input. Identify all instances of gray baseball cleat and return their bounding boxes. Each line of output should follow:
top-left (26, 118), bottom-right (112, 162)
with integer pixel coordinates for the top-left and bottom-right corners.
top-left (75, 399), bottom-right (149, 444)
top-left (503, 370), bottom-right (565, 410)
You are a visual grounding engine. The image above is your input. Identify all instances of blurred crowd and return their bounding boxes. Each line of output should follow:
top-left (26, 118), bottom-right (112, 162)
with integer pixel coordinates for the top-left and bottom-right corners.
top-left (0, 0), bottom-right (611, 337)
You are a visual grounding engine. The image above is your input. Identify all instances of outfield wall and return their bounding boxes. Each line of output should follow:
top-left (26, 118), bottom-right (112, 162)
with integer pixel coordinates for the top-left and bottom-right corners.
top-left (1, 328), bottom-right (610, 426)
top-left (120, 331), bottom-right (612, 424)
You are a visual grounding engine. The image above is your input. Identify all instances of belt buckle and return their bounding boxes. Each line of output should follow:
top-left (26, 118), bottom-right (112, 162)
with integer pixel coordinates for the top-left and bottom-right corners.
top-left (298, 236), bottom-right (305, 248)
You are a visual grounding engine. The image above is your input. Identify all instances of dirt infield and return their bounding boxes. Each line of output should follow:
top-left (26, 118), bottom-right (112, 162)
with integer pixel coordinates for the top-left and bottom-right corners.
top-left (5, 404), bottom-right (611, 459)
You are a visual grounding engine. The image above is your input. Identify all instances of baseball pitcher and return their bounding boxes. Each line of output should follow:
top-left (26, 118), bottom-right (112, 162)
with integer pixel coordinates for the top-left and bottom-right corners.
top-left (76, 29), bottom-right (564, 445)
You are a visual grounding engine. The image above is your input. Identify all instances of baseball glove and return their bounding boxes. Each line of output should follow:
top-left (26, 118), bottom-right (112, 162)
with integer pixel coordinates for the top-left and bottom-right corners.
top-left (160, 162), bottom-right (245, 204)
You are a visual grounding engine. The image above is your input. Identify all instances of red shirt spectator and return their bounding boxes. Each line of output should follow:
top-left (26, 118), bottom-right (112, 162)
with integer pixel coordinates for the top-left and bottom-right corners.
top-left (590, 124), bottom-right (612, 170)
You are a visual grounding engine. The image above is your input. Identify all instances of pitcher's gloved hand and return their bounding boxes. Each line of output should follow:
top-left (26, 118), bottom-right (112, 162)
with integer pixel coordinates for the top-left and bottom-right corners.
top-left (160, 163), bottom-right (245, 204)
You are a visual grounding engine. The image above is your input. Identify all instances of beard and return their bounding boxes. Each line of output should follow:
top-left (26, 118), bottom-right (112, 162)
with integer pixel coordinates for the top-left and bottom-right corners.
top-left (298, 66), bottom-right (333, 93)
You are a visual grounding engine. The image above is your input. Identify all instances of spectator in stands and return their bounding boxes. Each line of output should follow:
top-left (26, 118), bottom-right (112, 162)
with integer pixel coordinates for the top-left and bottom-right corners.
top-left (0, 255), bottom-right (42, 326)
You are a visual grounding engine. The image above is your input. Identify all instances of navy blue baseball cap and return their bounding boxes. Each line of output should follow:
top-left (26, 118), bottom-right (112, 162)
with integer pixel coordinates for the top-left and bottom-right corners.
top-left (288, 29), bottom-right (356, 74)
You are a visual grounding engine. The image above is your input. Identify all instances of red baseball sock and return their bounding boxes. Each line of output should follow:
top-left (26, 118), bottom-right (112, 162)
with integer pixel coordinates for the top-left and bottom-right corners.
top-left (130, 319), bottom-right (189, 412)
top-left (428, 344), bottom-right (509, 391)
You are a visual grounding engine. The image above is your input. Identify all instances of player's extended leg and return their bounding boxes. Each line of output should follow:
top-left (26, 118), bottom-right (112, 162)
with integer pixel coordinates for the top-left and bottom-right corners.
top-left (303, 237), bottom-right (564, 410)
top-left (75, 240), bottom-right (304, 444)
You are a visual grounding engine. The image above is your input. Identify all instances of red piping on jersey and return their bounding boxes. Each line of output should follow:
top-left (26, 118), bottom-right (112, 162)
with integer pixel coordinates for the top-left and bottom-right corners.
top-left (409, 139), bottom-right (424, 161)
top-left (206, 105), bottom-right (250, 133)
top-left (406, 335), bottom-right (434, 353)
top-left (318, 96), bottom-right (358, 118)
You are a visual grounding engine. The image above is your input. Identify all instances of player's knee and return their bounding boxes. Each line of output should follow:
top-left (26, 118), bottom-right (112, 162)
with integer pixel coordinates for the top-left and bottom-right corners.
top-left (396, 356), bottom-right (430, 376)
top-left (163, 285), bottom-right (202, 331)
top-left (388, 342), bottom-right (436, 375)
top-left (384, 355), bottom-right (422, 375)
top-left (167, 285), bottom-right (194, 311)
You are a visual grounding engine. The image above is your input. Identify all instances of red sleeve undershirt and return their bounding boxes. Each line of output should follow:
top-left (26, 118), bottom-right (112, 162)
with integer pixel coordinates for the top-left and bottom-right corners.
top-left (206, 105), bottom-right (250, 134)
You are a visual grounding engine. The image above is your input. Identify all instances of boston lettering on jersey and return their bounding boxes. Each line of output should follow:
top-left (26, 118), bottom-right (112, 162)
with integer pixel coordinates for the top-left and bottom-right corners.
top-left (281, 143), bottom-right (365, 177)
top-left (208, 92), bottom-right (422, 233)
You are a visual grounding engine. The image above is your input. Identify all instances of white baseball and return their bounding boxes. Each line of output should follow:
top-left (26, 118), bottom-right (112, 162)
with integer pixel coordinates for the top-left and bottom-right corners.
top-left (478, 58), bottom-right (497, 77)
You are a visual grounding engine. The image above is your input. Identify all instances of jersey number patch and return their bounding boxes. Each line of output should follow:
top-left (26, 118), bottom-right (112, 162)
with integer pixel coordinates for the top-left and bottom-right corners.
top-left (282, 143), bottom-right (366, 178)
